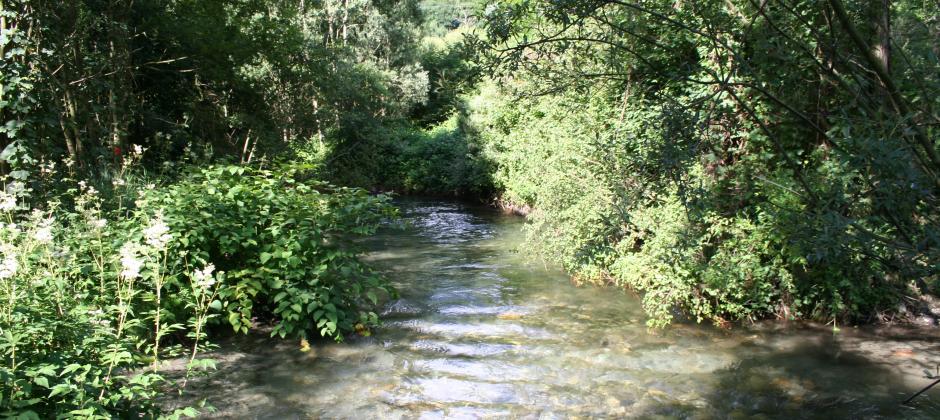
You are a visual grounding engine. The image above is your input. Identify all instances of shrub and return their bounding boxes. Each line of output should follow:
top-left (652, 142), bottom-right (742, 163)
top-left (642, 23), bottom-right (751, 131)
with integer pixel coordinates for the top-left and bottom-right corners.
top-left (147, 165), bottom-right (396, 340)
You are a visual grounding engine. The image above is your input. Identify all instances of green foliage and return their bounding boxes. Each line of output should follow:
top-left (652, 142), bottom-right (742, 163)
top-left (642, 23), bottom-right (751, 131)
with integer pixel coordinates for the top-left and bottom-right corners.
top-left (147, 165), bottom-right (396, 340)
top-left (1, 0), bottom-right (432, 177)
top-left (314, 112), bottom-right (494, 199)
top-left (419, 0), bottom-right (484, 36)
top-left (312, 18), bottom-right (488, 196)
top-left (412, 27), bottom-right (482, 126)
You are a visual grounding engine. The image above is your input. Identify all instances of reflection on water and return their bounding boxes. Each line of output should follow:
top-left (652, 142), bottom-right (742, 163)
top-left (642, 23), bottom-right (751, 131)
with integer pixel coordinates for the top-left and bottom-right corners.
top-left (168, 199), bottom-right (940, 418)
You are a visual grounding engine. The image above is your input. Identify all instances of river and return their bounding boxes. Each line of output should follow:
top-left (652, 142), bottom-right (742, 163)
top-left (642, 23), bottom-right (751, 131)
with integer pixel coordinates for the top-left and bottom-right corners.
top-left (167, 199), bottom-right (940, 418)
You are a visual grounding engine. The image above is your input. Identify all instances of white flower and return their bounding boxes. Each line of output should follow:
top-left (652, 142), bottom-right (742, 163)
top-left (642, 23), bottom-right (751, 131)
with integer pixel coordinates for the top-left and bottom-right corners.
top-left (112, 178), bottom-right (126, 187)
top-left (87, 309), bottom-right (108, 326)
top-left (90, 219), bottom-right (108, 229)
top-left (34, 226), bottom-right (53, 243)
top-left (77, 180), bottom-right (98, 196)
top-left (33, 217), bottom-right (55, 244)
top-left (132, 144), bottom-right (145, 156)
top-left (144, 213), bottom-right (171, 248)
top-left (193, 263), bottom-right (216, 289)
top-left (0, 255), bottom-right (17, 279)
top-left (120, 244), bottom-right (143, 280)
top-left (0, 193), bottom-right (15, 212)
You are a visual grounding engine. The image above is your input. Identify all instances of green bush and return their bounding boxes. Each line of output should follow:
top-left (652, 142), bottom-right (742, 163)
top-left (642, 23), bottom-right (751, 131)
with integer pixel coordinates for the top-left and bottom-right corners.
top-left (411, 27), bottom-right (481, 127)
top-left (148, 165), bottom-right (396, 340)
top-left (315, 114), bottom-right (494, 199)
top-left (395, 114), bottom-right (494, 197)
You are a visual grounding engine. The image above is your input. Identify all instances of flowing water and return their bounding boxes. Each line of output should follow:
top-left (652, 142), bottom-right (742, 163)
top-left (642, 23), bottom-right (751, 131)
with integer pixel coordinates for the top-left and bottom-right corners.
top-left (170, 199), bottom-right (940, 418)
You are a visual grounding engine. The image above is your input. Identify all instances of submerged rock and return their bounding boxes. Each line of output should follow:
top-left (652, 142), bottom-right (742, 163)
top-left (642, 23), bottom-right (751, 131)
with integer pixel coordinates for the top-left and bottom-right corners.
top-left (496, 311), bottom-right (525, 320)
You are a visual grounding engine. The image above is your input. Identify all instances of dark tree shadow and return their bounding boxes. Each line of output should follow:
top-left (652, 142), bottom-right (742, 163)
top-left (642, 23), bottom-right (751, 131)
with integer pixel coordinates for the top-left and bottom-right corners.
top-left (633, 325), bottom-right (940, 419)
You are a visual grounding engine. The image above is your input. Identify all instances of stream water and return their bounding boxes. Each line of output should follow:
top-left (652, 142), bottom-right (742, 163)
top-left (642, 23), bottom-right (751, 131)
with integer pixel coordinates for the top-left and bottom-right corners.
top-left (170, 199), bottom-right (940, 418)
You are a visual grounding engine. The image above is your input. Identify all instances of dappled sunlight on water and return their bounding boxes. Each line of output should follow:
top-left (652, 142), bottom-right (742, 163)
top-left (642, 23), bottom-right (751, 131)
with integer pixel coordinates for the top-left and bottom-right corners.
top-left (167, 199), bottom-right (940, 418)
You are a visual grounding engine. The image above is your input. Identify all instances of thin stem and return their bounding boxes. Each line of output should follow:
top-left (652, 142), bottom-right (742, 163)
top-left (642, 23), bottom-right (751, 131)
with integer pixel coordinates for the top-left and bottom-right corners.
top-left (152, 247), bottom-right (168, 372)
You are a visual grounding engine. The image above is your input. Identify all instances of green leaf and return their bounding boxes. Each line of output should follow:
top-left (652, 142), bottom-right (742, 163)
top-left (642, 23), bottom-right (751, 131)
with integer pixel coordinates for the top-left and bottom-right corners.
top-left (48, 384), bottom-right (71, 398)
top-left (0, 142), bottom-right (17, 162)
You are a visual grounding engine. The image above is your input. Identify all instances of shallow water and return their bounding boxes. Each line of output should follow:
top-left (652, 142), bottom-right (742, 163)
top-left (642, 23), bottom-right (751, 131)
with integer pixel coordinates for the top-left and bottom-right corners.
top-left (170, 199), bottom-right (940, 418)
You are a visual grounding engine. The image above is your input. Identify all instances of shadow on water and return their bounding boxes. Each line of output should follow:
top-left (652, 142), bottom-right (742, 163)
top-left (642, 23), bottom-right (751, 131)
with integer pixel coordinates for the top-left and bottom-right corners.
top-left (633, 328), bottom-right (940, 419)
top-left (163, 198), bottom-right (940, 419)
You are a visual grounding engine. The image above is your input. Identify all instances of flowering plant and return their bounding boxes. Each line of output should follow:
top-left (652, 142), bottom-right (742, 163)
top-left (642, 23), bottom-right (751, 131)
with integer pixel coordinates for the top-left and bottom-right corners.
top-left (0, 165), bottom-right (395, 417)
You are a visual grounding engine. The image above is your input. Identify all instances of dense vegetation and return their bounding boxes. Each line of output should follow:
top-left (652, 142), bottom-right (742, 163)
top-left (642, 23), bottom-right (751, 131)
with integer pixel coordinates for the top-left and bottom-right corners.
top-left (464, 0), bottom-right (940, 327)
top-left (1, 0), bottom-right (938, 416)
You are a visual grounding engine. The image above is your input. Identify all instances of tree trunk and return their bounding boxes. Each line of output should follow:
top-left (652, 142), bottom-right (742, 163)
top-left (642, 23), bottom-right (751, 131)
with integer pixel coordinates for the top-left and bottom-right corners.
top-left (313, 97), bottom-right (324, 147)
top-left (816, 2), bottom-right (836, 150)
top-left (829, 0), bottom-right (940, 181)
top-left (873, 0), bottom-right (891, 78)
top-left (62, 88), bottom-right (83, 163)
top-left (341, 0), bottom-right (349, 46)
top-left (108, 0), bottom-right (133, 162)
top-left (327, 4), bottom-right (334, 46)
top-left (0, 0), bottom-right (9, 175)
